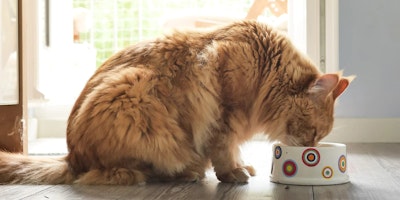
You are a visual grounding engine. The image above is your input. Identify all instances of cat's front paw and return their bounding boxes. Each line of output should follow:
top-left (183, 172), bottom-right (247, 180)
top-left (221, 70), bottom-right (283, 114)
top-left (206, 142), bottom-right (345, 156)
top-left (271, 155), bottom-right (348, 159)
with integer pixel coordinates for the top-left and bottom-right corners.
top-left (243, 165), bottom-right (256, 176)
top-left (216, 167), bottom-right (254, 183)
top-left (176, 171), bottom-right (205, 182)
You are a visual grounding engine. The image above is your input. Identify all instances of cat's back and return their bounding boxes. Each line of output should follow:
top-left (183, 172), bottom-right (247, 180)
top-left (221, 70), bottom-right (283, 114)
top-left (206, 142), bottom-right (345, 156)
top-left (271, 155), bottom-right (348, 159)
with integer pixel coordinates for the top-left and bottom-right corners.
top-left (68, 20), bottom-right (298, 125)
top-left (67, 21), bottom-right (228, 136)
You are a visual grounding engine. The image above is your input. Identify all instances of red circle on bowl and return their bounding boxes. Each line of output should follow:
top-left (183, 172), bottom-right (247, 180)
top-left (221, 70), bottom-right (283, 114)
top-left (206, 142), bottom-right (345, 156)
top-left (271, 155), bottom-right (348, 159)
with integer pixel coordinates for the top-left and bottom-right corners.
top-left (283, 160), bottom-right (297, 177)
top-left (302, 148), bottom-right (320, 167)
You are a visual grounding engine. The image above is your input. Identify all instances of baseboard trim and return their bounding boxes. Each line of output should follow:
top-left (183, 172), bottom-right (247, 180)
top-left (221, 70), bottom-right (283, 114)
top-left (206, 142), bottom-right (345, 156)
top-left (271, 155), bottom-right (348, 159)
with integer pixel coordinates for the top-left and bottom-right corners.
top-left (34, 117), bottom-right (400, 143)
top-left (322, 118), bottom-right (400, 143)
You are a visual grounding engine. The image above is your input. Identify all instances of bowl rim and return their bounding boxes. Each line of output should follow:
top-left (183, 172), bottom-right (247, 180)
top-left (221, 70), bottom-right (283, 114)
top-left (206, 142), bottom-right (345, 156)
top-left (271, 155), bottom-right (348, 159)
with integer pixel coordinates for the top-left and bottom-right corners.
top-left (274, 142), bottom-right (346, 148)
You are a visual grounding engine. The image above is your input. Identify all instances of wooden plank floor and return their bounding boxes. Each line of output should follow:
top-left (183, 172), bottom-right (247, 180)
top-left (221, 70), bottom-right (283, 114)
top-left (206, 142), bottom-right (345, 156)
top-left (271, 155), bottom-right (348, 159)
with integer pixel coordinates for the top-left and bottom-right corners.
top-left (1, 142), bottom-right (400, 200)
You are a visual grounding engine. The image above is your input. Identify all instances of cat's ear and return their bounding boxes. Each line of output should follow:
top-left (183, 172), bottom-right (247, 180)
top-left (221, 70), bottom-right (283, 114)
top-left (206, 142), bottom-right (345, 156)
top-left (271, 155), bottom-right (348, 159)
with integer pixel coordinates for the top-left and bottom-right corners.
top-left (332, 75), bottom-right (355, 100)
top-left (309, 74), bottom-right (339, 97)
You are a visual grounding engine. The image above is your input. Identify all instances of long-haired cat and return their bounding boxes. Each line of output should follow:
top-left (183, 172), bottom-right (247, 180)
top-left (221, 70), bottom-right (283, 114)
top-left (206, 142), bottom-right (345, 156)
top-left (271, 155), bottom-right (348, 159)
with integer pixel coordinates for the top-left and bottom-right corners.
top-left (0, 21), bottom-right (353, 185)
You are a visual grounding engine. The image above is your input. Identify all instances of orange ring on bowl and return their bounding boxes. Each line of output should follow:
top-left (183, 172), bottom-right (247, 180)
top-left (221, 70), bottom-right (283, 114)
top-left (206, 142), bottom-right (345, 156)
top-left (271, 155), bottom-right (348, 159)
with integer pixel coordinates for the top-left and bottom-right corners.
top-left (338, 155), bottom-right (346, 173)
top-left (322, 166), bottom-right (333, 179)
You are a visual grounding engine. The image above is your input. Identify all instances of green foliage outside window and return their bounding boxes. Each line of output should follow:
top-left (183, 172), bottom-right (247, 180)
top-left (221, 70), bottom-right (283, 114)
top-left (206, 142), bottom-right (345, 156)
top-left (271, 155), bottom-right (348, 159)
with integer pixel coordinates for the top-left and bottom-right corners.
top-left (73, 0), bottom-right (252, 67)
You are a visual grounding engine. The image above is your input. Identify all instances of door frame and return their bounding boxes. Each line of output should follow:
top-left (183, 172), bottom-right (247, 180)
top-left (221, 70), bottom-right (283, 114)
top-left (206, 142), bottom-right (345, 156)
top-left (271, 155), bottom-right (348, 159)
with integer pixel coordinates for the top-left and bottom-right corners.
top-left (21, 0), bottom-right (40, 154)
top-left (288, 0), bottom-right (339, 73)
top-left (0, 0), bottom-right (24, 153)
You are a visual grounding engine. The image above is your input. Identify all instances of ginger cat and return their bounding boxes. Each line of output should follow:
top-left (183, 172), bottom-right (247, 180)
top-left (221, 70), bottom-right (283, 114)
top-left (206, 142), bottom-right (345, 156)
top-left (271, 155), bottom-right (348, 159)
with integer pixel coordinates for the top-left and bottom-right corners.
top-left (0, 21), bottom-right (353, 185)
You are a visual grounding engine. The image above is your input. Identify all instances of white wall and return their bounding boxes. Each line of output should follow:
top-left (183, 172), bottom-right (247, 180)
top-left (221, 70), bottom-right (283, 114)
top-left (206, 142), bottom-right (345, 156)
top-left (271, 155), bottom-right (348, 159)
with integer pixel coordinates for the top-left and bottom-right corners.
top-left (325, 0), bottom-right (400, 143)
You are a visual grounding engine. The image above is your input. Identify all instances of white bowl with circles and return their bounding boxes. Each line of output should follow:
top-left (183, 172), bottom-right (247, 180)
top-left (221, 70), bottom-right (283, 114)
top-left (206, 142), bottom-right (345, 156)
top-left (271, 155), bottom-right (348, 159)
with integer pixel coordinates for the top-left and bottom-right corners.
top-left (270, 142), bottom-right (349, 185)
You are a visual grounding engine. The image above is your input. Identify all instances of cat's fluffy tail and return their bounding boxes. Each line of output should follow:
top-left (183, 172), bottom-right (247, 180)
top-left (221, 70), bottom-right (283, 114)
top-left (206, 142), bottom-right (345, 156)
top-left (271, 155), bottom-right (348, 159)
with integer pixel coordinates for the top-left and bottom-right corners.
top-left (0, 152), bottom-right (148, 185)
top-left (0, 151), bottom-right (74, 184)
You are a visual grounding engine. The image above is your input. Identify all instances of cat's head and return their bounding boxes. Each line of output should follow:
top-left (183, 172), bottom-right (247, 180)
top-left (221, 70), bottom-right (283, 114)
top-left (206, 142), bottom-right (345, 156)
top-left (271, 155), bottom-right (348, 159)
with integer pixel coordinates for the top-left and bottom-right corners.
top-left (282, 72), bottom-right (354, 146)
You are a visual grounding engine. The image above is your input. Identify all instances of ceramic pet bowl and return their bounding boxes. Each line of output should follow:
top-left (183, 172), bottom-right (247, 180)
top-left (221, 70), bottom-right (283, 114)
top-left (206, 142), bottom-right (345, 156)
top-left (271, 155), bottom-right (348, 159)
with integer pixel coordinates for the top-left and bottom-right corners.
top-left (270, 142), bottom-right (349, 185)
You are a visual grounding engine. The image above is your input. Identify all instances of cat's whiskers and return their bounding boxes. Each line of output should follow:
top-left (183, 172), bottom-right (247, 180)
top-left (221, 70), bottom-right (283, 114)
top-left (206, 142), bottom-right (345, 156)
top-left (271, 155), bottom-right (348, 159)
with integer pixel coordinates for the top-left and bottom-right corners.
top-left (287, 136), bottom-right (301, 146)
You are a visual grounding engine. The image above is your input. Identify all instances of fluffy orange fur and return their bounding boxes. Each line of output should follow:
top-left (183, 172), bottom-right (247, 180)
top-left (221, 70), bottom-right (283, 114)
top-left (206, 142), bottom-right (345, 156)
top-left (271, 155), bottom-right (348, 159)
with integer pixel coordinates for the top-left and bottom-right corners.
top-left (0, 21), bottom-right (353, 185)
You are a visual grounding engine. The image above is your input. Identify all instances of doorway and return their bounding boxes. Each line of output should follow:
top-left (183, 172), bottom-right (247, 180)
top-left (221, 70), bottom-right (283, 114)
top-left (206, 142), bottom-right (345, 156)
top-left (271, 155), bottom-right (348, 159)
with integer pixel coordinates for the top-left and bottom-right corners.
top-left (25, 0), bottom-right (337, 155)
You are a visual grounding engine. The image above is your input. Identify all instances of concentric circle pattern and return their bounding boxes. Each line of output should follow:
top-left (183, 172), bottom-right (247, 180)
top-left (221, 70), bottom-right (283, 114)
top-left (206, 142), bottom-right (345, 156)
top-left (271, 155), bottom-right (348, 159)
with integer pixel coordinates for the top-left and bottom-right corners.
top-left (302, 148), bottom-right (320, 167)
top-left (275, 146), bottom-right (282, 159)
top-left (322, 166), bottom-right (333, 179)
top-left (283, 160), bottom-right (297, 177)
top-left (338, 155), bottom-right (346, 173)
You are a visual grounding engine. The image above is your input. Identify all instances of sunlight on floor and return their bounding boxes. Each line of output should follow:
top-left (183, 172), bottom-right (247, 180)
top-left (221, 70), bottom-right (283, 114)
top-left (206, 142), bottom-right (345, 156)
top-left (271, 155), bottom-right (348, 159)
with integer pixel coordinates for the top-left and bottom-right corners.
top-left (28, 138), bottom-right (68, 155)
